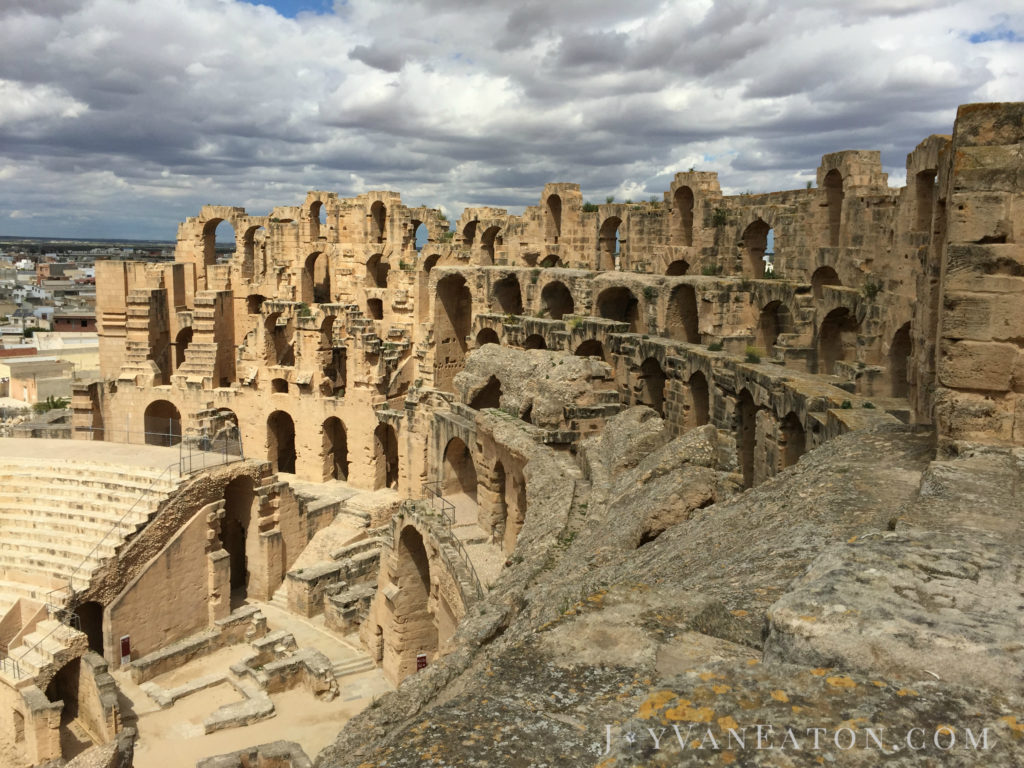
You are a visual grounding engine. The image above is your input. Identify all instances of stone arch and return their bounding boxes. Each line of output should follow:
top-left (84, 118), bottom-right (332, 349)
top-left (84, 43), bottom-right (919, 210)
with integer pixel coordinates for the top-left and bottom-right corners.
top-left (367, 299), bottom-right (383, 320)
top-left (267, 410), bottom-right (296, 473)
top-left (247, 294), bottom-right (266, 314)
top-left (144, 400), bottom-right (181, 446)
top-left (915, 170), bottom-right (937, 232)
top-left (666, 259), bottom-right (689, 276)
top-left (264, 312), bottom-right (295, 366)
top-left (502, 470), bottom-right (527, 555)
top-left (481, 226), bottom-right (501, 264)
top-left (811, 266), bottom-right (841, 299)
top-left (545, 194), bottom-right (562, 243)
top-left (434, 274), bottom-right (471, 392)
top-left (575, 339), bottom-right (604, 359)
top-left (174, 326), bottom-right (193, 370)
top-left (470, 375), bottom-right (502, 410)
top-left (370, 201), bottom-right (386, 243)
top-left (742, 219), bottom-right (770, 277)
top-left (303, 251), bottom-right (331, 304)
top-left (824, 169), bottom-right (843, 247)
top-left (476, 327), bottom-right (500, 347)
top-left (687, 371), bottom-right (710, 429)
top-left (422, 253), bottom-right (441, 273)
top-left (222, 475), bottom-right (254, 604)
top-left (45, 657), bottom-right (83, 748)
top-left (366, 253), bottom-right (389, 289)
top-left (442, 437), bottom-right (478, 503)
top-left (540, 254), bottom-right (561, 268)
top-left (412, 220), bottom-right (428, 252)
top-left (541, 281), bottom-right (574, 319)
top-left (757, 301), bottom-right (793, 354)
top-left (203, 218), bottom-right (236, 266)
top-left (816, 307), bottom-right (858, 374)
top-left (462, 220), bottom-right (478, 247)
top-left (639, 357), bottom-right (666, 417)
top-left (492, 274), bottom-right (523, 315)
top-left (596, 286), bottom-right (639, 332)
top-left (242, 225), bottom-right (265, 278)
top-left (780, 411), bottom-right (806, 470)
top-left (889, 322), bottom-right (912, 398)
top-left (488, 461), bottom-right (508, 543)
top-left (394, 525), bottom-right (435, 669)
top-left (322, 417), bottom-right (349, 481)
top-left (523, 334), bottom-right (546, 350)
top-left (666, 284), bottom-right (699, 343)
top-left (598, 216), bottom-right (621, 270)
top-left (675, 186), bottom-right (694, 246)
top-left (373, 422), bottom-right (399, 490)
top-left (271, 378), bottom-right (288, 393)
top-left (76, 601), bottom-right (104, 655)
top-left (309, 200), bottom-right (325, 240)
top-left (736, 389), bottom-right (757, 489)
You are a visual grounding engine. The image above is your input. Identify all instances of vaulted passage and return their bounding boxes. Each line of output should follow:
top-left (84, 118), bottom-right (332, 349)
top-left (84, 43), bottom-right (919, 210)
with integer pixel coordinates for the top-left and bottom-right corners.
top-left (817, 307), bottom-right (859, 374)
top-left (76, 601), bottom-right (104, 655)
top-left (374, 423), bottom-right (399, 490)
top-left (265, 313), bottom-right (295, 366)
top-left (757, 301), bottom-right (793, 354)
top-left (687, 371), bottom-right (710, 429)
top-left (222, 476), bottom-right (254, 604)
top-left (889, 322), bottom-right (912, 397)
top-left (322, 417), bottom-right (349, 481)
top-left (742, 219), bottom-right (770, 277)
top-left (523, 334), bottom-right (546, 350)
top-left (304, 251), bottom-right (331, 303)
top-left (824, 169), bottom-right (843, 247)
top-left (267, 410), bottom-right (296, 473)
top-left (780, 411), bottom-right (806, 469)
top-left (811, 266), bottom-right (841, 299)
top-left (501, 470), bottom-right (527, 555)
top-left (666, 284), bottom-right (699, 343)
top-left (470, 375), bottom-right (502, 410)
top-left (596, 286), bottom-right (639, 332)
top-left (639, 358), bottom-right (666, 417)
top-left (541, 281), bottom-right (574, 319)
top-left (492, 275), bottom-right (523, 315)
top-left (442, 437), bottom-right (477, 503)
top-left (666, 259), bottom-right (689, 276)
top-left (598, 216), bottom-right (621, 270)
top-left (174, 327), bottom-right (193, 370)
top-left (476, 327), bottom-right (500, 347)
top-left (366, 253), bottom-right (389, 289)
top-left (575, 339), bottom-right (605, 359)
top-left (391, 526), bottom-right (436, 677)
top-left (144, 400), bottom-right (181, 446)
top-left (545, 194), bottom-right (562, 243)
top-left (736, 389), bottom-right (757, 489)
top-left (434, 274), bottom-right (472, 392)
top-left (675, 186), bottom-right (694, 246)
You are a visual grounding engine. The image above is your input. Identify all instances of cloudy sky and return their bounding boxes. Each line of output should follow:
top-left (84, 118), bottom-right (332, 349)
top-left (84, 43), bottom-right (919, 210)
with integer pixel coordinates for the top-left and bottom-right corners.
top-left (1, 0), bottom-right (1020, 240)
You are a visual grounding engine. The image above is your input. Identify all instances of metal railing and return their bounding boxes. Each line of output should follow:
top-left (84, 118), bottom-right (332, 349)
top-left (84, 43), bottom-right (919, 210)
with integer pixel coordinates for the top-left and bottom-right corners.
top-left (74, 426), bottom-right (244, 475)
top-left (0, 654), bottom-right (21, 679)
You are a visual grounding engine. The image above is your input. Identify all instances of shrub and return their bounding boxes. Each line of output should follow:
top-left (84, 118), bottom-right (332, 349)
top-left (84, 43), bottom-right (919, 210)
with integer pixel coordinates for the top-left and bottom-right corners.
top-left (863, 401), bottom-right (876, 409)
top-left (862, 280), bottom-right (882, 300)
top-left (581, 202), bottom-right (599, 213)
top-left (642, 286), bottom-right (657, 302)
top-left (745, 346), bottom-right (761, 364)
top-left (708, 341), bottom-right (724, 352)
top-left (605, 195), bottom-right (615, 204)
top-left (530, 268), bottom-right (541, 284)
top-left (295, 302), bottom-right (311, 317)
top-left (840, 400), bottom-right (853, 409)
top-left (701, 264), bottom-right (724, 276)
top-left (711, 207), bottom-right (729, 227)
top-left (33, 395), bottom-right (69, 414)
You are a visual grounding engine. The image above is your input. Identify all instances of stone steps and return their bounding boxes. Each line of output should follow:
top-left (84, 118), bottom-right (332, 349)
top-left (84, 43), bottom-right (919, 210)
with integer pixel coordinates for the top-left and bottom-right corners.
top-left (333, 656), bottom-right (374, 678)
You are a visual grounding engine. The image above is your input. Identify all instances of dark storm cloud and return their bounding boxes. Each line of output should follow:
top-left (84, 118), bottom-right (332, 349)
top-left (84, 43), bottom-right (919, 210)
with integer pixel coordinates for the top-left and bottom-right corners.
top-left (348, 44), bottom-right (406, 73)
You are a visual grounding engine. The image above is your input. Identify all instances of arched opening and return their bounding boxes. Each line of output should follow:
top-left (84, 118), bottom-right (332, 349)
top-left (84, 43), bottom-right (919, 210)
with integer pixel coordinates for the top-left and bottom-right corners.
top-left (481, 226), bottom-right (500, 264)
top-left (674, 186), bottom-right (694, 246)
top-left (267, 410), bottom-right (296, 473)
top-left (370, 201), bottom-right (386, 243)
top-left (639, 357), bottom-right (666, 417)
top-left (470, 375), bottom-right (502, 410)
top-left (322, 417), bottom-right (348, 481)
top-left (203, 218), bottom-right (236, 266)
top-left (540, 254), bottom-right (561, 268)
top-left (545, 194), bottom-right (562, 243)
top-left (523, 334), bottom-right (546, 350)
top-left (502, 470), bottom-right (527, 555)
top-left (174, 327), bottom-right (193, 370)
top-left (242, 226), bottom-right (264, 278)
top-left (76, 601), bottom-right (104, 655)
top-left (46, 657), bottom-right (85, 758)
top-left (889, 322), bottom-right (912, 398)
top-left (443, 437), bottom-right (478, 503)
top-left (756, 301), bottom-right (793, 355)
top-left (489, 461), bottom-right (508, 543)
top-left (309, 200), bottom-right (324, 240)
top-left (247, 294), bottom-right (266, 315)
top-left (824, 169), bottom-right (843, 247)
top-left (598, 216), bottom-right (621, 270)
top-left (666, 284), bottom-right (699, 343)
top-left (575, 339), bottom-right (604, 359)
top-left (434, 274), bottom-right (472, 391)
top-left (422, 253), bottom-right (440, 274)
top-left (811, 266), bottom-right (841, 299)
top-left (736, 389), bottom-right (757, 489)
top-left (373, 423), bottom-right (399, 490)
top-left (596, 286), bottom-right (639, 332)
top-left (688, 371), bottom-right (710, 428)
top-left (413, 221), bottom-right (428, 252)
top-left (666, 259), bottom-right (689, 276)
top-left (780, 412), bottom-right (806, 470)
top-left (476, 327), bottom-right (500, 347)
top-left (462, 220), bottom-right (478, 247)
top-left (208, 408), bottom-right (240, 454)
top-left (742, 219), bottom-right (770, 277)
top-left (265, 313), bottom-right (295, 366)
top-left (222, 476), bottom-right (254, 605)
top-left (367, 299), bottom-right (383, 320)
top-left (271, 378), bottom-right (288, 394)
top-left (915, 170), bottom-right (937, 232)
top-left (144, 400), bottom-right (181, 446)
top-left (817, 307), bottom-right (859, 374)
top-left (395, 526), bottom-right (435, 673)
top-left (366, 253), bottom-right (389, 289)
top-left (492, 275), bottom-right (523, 315)
top-left (541, 281), bottom-right (574, 319)
top-left (303, 251), bottom-right (331, 303)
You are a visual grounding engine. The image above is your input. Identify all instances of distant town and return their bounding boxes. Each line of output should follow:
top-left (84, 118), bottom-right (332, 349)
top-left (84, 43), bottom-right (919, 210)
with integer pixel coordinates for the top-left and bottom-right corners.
top-left (0, 237), bottom-right (174, 430)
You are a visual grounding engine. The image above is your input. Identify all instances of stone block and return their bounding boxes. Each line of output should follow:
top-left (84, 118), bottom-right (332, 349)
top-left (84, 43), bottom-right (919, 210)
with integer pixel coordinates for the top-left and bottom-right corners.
top-left (938, 339), bottom-right (1018, 391)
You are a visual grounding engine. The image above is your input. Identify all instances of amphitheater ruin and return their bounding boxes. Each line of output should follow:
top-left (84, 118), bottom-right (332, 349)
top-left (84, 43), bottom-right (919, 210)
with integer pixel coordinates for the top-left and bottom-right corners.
top-left (0, 101), bottom-right (1021, 766)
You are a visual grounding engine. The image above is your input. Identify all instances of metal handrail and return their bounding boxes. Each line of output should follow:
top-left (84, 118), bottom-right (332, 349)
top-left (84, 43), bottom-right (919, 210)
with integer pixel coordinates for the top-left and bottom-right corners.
top-left (403, 484), bottom-right (485, 600)
top-left (0, 655), bottom-right (21, 679)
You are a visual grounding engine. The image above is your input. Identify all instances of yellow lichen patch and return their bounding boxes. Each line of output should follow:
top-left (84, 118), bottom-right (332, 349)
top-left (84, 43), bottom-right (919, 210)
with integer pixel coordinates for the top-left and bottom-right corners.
top-left (665, 703), bottom-right (715, 723)
top-left (718, 715), bottom-right (738, 731)
top-left (936, 725), bottom-right (956, 736)
top-left (810, 667), bottom-right (831, 677)
top-left (737, 697), bottom-right (760, 710)
top-left (638, 690), bottom-right (678, 719)
top-left (791, 705), bottom-right (803, 714)
top-left (746, 658), bottom-right (759, 666)
top-left (840, 717), bottom-right (868, 731)
top-left (770, 690), bottom-right (789, 703)
top-left (721, 751), bottom-right (737, 765)
top-left (798, 615), bottom-right (818, 622)
top-left (712, 684), bottom-right (731, 694)
top-left (690, 739), bottom-right (702, 748)
top-left (698, 671), bottom-right (723, 681)
top-left (871, 680), bottom-right (887, 687)
top-left (730, 609), bottom-right (748, 617)
top-left (848, 535), bottom-right (858, 543)
top-left (896, 688), bottom-right (918, 697)
top-left (999, 716), bottom-right (1024, 735)
top-left (826, 676), bottom-right (857, 689)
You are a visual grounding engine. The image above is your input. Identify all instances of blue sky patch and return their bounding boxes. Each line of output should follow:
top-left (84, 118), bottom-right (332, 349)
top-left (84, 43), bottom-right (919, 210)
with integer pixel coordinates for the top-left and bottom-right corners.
top-left (968, 22), bottom-right (1021, 44)
top-left (241, 0), bottom-right (335, 18)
